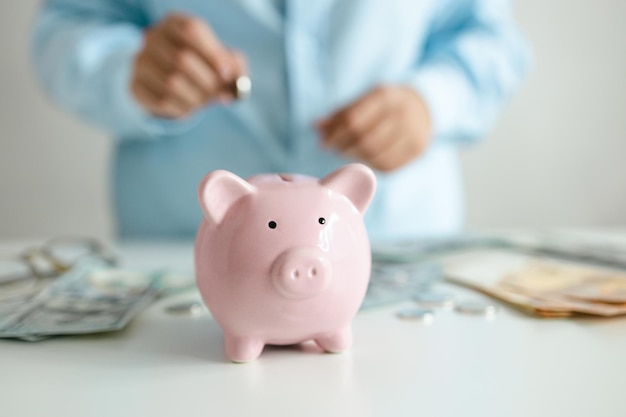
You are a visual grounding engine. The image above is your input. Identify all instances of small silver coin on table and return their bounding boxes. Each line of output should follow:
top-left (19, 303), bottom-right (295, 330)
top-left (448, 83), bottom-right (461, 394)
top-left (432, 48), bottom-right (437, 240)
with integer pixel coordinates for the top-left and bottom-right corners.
top-left (164, 301), bottom-right (205, 317)
top-left (413, 291), bottom-right (455, 309)
top-left (232, 75), bottom-right (252, 99)
top-left (455, 300), bottom-right (499, 317)
top-left (395, 307), bottom-right (435, 323)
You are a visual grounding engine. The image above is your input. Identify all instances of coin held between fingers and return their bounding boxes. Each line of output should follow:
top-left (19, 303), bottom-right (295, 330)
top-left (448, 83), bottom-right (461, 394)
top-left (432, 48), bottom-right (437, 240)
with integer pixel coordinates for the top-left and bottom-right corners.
top-left (231, 75), bottom-right (251, 99)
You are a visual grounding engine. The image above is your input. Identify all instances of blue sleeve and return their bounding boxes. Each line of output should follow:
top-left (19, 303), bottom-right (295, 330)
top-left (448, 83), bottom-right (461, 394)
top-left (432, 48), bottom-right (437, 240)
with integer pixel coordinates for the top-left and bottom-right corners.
top-left (31, 0), bottom-right (194, 139)
top-left (407, 0), bottom-right (531, 144)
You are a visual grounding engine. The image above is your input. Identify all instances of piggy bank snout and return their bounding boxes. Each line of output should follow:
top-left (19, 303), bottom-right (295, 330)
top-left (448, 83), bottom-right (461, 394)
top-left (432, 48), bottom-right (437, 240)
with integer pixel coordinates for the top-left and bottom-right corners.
top-left (271, 248), bottom-right (331, 299)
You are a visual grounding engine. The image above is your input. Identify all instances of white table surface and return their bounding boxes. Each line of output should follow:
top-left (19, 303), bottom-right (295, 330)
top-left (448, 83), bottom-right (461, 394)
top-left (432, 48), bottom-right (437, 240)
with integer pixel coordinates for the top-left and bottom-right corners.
top-left (1, 238), bottom-right (625, 417)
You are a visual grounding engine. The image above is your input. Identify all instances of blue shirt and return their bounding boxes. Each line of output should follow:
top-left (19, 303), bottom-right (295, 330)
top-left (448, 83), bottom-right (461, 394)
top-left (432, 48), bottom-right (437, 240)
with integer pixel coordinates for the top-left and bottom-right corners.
top-left (32, 0), bottom-right (530, 241)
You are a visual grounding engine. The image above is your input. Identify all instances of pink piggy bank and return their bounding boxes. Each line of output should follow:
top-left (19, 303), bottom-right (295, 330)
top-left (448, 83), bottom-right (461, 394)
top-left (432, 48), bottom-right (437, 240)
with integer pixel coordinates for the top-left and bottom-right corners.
top-left (194, 164), bottom-right (376, 362)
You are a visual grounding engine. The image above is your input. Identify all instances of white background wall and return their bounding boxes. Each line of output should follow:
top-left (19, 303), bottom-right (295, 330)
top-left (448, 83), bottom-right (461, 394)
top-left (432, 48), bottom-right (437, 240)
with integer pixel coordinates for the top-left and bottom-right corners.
top-left (1, 1), bottom-right (625, 240)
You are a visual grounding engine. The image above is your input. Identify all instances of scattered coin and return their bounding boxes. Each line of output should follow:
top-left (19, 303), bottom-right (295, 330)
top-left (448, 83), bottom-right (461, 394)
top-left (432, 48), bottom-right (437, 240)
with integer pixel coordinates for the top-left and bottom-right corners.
top-left (413, 291), bottom-right (455, 309)
top-left (164, 301), bottom-right (205, 317)
top-left (395, 307), bottom-right (434, 324)
top-left (455, 300), bottom-right (498, 317)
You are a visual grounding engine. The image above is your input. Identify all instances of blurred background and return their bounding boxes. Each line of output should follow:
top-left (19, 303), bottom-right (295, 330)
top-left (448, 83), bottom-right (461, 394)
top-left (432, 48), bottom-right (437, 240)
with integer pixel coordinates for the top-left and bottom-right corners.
top-left (0, 0), bottom-right (625, 239)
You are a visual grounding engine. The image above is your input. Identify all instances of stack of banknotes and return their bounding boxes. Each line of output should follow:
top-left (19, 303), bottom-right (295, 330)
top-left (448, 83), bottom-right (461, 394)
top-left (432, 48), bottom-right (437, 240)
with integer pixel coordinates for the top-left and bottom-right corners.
top-left (0, 259), bottom-right (194, 341)
top-left (444, 250), bottom-right (626, 317)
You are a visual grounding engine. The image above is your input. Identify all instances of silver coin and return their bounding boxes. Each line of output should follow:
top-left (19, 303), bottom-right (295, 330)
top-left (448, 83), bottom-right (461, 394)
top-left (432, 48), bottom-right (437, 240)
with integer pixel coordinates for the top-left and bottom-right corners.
top-left (395, 308), bottom-right (434, 323)
top-left (233, 75), bottom-right (251, 99)
top-left (413, 291), bottom-right (455, 309)
top-left (164, 301), bottom-right (205, 317)
top-left (455, 300), bottom-right (498, 317)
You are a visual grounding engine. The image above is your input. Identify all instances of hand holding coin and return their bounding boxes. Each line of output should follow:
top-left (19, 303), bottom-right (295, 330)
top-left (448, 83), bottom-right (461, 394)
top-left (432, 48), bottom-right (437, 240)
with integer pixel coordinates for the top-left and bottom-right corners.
top-left (131, 13), bottom-right (250, 119)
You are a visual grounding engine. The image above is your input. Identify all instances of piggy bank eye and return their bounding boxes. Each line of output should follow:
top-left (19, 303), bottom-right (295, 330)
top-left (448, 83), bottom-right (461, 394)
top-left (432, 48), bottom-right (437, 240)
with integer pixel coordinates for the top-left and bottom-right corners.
top-left (268, 221), bottom-right (277, 229)
top-left (318, 217), bottom-right (326, 225)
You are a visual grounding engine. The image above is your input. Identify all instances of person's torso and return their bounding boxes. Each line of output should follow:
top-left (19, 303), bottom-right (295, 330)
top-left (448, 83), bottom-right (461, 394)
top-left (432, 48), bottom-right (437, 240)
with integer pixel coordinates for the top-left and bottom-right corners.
top-left (115, 0), bottom-right (463, 240)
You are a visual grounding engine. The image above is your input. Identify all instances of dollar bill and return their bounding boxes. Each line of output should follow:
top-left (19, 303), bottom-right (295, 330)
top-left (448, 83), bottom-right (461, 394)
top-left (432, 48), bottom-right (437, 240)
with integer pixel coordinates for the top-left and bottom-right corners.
top-left (361, 261), bottom-right (442, 310)
top-left (0, 259), bottom-right (161, 341)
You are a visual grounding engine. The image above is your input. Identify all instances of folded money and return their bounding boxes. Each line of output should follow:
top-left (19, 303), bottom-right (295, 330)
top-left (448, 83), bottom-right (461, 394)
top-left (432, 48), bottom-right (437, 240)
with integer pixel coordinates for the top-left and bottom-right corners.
top-left (444, 250), bottom-right (626, 317)
top-left (0, 259), bottom-right (162, 341)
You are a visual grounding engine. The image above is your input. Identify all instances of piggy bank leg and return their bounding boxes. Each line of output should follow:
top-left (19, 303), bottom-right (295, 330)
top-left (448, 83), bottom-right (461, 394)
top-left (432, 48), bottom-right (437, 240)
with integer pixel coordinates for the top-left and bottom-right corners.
top-left (224, 334), bottom-right (264, 363)
top-left (314, 327), bottom-right (352, 353)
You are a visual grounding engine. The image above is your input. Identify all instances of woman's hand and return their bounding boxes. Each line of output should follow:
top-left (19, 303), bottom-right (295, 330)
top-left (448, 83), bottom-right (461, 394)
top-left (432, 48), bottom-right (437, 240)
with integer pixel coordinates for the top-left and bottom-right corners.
top-left (318, 86), bottom-right (432, 172)
top-left (131, 13), bottom-right (247, 118)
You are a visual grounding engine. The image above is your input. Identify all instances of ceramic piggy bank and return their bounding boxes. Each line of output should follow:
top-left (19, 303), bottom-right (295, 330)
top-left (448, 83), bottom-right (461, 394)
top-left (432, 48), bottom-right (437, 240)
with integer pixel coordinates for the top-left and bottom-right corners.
top-left (194, 163), bottom-right (376, 362)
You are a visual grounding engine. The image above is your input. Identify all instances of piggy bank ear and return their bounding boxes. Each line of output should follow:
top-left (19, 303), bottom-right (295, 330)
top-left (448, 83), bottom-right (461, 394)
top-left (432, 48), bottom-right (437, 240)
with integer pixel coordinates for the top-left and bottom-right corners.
top-left (198, 170), bottom-right (256, 227)
top-left (320, 164), bottom-right (377, 214)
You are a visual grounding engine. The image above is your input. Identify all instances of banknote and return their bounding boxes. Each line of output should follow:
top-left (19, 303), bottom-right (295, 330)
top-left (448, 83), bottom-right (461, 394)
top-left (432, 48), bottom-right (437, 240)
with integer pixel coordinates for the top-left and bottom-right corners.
top-left (361, 261), bottom-right (442, 309)
top-left (499, 262), bottom-right (626, 316)
top-left (444, 250), bottom-right (626, 317)
top-left (501, 261), bottom-right (626, 304)
top-left (0, 259), bottom-right (161, 341)
top-left (563, 279), bottom-right (626, 304)
top-left (453, 280), bottom-right (574, 318)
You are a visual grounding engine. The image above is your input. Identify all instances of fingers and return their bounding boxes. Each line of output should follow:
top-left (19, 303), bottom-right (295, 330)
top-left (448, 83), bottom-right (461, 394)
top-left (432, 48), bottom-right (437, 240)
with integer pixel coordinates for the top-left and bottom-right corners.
top-left (316, 86), bottom-right (432, 172)
top-left (131, 81), bottom-right (188, 119)
top-left (148, 30), bottom-right (222, 96)
top-left (319, 87), bottom-right (393, 151)
top-left (130, 13), bottom-right (248, 118)
top-left (230, 50), bottom-right (248, 75)
top-left (342, 115), bottom-right (398, 162)
top-left (162, 14), bottom-right (238, 83)
top-left (134, 58), bottom-right (201, 116)
top-left (368, 133), bottom-right (419, 172)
